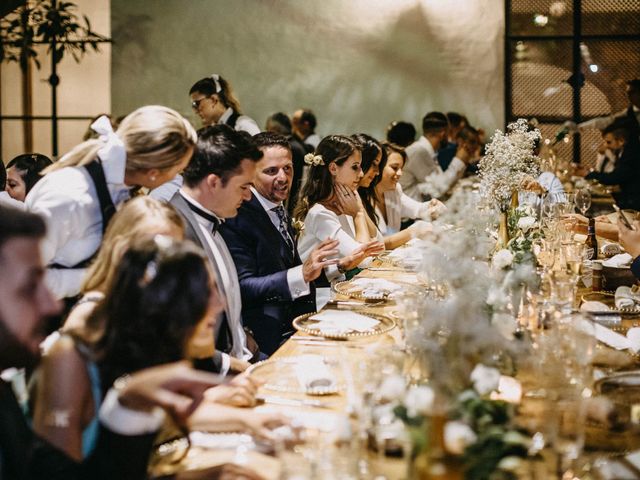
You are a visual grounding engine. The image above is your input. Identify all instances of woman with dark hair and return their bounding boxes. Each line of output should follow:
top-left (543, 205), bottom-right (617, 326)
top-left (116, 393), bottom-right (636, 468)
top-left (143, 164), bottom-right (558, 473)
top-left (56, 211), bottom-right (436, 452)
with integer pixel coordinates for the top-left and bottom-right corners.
top-left (5, 153), bottom-right (52, 202)
top-left (33, 237), bottom-right (278, 461)
top-left (353, 133), bottom-right (386, 240)
top-left (189, 74), bottom-right (260, 135)
top-left (372, 143), bottom-right (446, 249)
top-left (295, 135), bottom-right (384, 284)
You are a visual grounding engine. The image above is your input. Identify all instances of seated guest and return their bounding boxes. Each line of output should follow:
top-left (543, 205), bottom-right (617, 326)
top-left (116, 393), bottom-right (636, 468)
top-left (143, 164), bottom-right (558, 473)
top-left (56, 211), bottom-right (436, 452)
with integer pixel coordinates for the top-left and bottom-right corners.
top-left (0, 205), bottom-right (227, 479)
top-left (25, 107), bottom-right (196, 300)
top-left (594, 138), bottom-right (617, 174)
top-left (63, 196), bottom-right (185, 331)
top-left (373, 143), bottom-right (445, 249)
top-left (295, 135), bottom-right (384, 283)
top-left (353, 133), bottom-right (385, 241)
top-left (170, 125), bottom-right (262, 373)
top-left (618, 217), bottom-right (640, 279)
top-left (583, 119), bottom-right (640, 211)
top-left (0, 159), bottom-right (24, 208)
top-left (386, 121), bottom-right (416, 148)
top-left (5, 153), bottom-right (52, 202)
top-left (190, 74), bottom-right (260, 135)
top-left (221, 132), bottom-right (348, 355)
top-left (292, 108), bottom-right (320, 149)
top-left (401, 112), bottom-right (472, 201)
top-left (265, 112), bottom-right (292, 135)
top-left (33, 238), bottom-right (276, 464)
top-left (437, 112), bottom-right (468, 171)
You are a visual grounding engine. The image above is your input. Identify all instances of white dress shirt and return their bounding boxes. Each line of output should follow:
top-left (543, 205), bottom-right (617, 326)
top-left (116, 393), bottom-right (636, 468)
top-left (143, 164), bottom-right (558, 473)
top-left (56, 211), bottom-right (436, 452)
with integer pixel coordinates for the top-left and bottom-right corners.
top-left (0, 191), bottom-right (25, 210)
top-left (218, 108), bottom-right (261, 136)
top-left (250, 187), bottom-right (309, 299)
top-left (376, 183), bottom-right (432, 235)
top-left (401, 136), bottom-right (466, 201)
top-left (25, 154), bottom-right (131, 299)
top-left (179, 192), bottom-right (251, 366)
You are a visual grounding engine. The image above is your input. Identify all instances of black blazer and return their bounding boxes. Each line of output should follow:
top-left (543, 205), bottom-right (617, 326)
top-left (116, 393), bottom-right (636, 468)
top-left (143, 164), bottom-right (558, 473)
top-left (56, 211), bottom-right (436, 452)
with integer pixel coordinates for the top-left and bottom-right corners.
top-left (220, 194), bottom-right (315, 355)
top-left (0, 380), bottom-right (155, 480)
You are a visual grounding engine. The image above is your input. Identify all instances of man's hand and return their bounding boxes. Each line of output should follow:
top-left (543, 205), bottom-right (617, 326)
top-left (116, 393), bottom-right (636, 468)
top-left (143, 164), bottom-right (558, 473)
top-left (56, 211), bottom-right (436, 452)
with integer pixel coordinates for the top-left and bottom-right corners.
top-left (334, 183), bottom-right (360, 217)
top-left (338, 240), bottom-right (385, 271)
top-left (618, 219), bottom-right (640, 258)
top-left (302, 238), bottom-right (340, 282)
top-left (521, 177), bottom-right (546, 196)
top-left (117, 361), bottom-right (226, 426)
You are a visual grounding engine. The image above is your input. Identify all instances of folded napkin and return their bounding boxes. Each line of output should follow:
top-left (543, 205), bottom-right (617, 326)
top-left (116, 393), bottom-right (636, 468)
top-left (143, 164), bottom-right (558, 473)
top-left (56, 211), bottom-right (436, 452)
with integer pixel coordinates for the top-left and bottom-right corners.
top-left (615, 286), bottom-right (640, 309)
top-left (293, 355), bottom-right (336, 391)
top-left (310, 310), bottom-right (380, 334)
top-left (603, 253), bottom-right (633, 268)
top-left (600, 241), bottom-right (623, 257)
top-left (580, 300), bottom-right (611, 312)
top-left (587, 322), bottom-right (640, 354)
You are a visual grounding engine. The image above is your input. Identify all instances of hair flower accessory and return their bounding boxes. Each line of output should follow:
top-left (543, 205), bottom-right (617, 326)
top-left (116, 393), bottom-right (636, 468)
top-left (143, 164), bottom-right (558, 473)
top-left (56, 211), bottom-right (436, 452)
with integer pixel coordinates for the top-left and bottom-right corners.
top-left (304, 153), bottom-right (325, 166)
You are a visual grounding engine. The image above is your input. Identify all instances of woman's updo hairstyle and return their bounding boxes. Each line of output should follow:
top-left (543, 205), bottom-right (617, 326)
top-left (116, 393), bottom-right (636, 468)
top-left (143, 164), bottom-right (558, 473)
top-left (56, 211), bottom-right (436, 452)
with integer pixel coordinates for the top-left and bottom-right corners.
top-left (294, 134), bottom-right (359, 221)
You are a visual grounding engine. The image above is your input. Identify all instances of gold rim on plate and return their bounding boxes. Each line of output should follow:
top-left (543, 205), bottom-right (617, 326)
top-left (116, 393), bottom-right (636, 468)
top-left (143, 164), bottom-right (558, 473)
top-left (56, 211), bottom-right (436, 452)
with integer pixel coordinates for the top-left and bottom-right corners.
top-left (246, 357), bottom-right (341, 395)
top-left (332, 279), bottom-right (391, 301)
top-left (292, 311), bottom-right (396, 340)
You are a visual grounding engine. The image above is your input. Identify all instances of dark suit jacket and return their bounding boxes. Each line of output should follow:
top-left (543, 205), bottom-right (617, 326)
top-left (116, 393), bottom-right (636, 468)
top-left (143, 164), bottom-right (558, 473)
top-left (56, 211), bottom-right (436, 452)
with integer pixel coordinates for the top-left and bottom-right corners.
top-left (586, 136), bottom-right (640, 210)
top-left (169, 192), bottom-right (232, 369)
top-left (0, 380), bottom-right (155, 480)
top-left (220, 194), bottom-right (315, 355)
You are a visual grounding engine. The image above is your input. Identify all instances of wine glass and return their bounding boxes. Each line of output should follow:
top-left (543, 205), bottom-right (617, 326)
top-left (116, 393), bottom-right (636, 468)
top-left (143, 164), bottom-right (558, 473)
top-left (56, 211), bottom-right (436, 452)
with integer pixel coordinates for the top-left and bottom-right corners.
top-left (575, 188), bottom-right (591, 217)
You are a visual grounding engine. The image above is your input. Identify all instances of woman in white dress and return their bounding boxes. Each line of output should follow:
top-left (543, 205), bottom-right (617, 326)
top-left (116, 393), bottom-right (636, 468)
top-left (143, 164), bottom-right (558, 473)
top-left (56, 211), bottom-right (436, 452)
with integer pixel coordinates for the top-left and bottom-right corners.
top-left (372, 143), bottom-right (445, 249)
top-left (295, 135), bottom-right (384, 282)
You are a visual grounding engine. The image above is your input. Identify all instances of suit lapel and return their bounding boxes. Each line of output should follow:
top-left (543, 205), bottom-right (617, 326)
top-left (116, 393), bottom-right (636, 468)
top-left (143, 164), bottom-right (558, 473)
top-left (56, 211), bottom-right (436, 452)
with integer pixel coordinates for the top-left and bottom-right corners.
top-left (170, 193), bottom-right (233, 322)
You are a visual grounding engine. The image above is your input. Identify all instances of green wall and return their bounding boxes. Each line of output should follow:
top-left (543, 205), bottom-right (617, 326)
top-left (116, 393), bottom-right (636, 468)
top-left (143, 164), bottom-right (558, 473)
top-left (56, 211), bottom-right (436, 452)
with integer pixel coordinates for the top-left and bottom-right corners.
top-left (111, 0), bottom-right (504, 138)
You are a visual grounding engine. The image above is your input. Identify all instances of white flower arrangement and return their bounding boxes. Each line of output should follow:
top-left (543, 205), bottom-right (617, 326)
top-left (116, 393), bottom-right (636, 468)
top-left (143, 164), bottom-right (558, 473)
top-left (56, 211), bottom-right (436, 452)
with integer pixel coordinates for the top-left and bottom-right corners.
top-left (444, 421), bottom-right (477, 455)
top-left (470, 364), bottom-right (501, 396)
top-left (517, 216), bottom-right (536, 233)
top-left (492, 249), bottom-right (514, 270)
top-left (303, 153), bottom-right (324, 166)
top-left (479, 119), bottom-right (541, 212)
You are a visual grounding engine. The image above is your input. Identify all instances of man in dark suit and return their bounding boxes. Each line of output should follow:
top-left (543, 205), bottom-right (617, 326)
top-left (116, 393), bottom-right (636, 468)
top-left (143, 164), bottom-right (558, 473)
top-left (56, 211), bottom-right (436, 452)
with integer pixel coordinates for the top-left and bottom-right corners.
top-left (0, 205), bottom-right (225, 479)
top-left (170, 125), bottom-right (264, 374)
top-left (220, 132), bottom-right (342, 355)
top-left (585, 119), bottom-right (640, 211)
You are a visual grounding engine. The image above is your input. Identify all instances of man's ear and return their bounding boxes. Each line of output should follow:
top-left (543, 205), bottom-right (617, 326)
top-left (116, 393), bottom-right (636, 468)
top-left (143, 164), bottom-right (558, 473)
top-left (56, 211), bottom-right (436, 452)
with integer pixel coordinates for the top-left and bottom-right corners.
top-left (206, 173), bottom-right (222, 191)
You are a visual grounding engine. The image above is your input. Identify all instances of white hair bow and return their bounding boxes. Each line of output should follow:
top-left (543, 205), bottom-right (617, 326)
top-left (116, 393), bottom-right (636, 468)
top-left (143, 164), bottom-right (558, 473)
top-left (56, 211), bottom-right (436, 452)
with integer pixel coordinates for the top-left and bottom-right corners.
top-left (210, 73), bottom-right (222, 93)
top-left (91, 115), bottom-right (126, 166)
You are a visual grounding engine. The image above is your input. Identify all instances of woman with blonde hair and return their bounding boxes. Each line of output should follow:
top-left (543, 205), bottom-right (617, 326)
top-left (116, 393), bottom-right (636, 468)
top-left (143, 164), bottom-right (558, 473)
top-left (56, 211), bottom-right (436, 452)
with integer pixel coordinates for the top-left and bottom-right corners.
top-left (26, 105), bottom-right (197, 300)
top-left (62, 196), bottom-right (185, 332)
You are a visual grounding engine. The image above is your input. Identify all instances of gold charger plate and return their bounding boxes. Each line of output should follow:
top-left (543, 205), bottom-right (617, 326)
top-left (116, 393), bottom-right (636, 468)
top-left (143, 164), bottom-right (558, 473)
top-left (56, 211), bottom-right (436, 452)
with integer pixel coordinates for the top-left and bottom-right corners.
top-left (245, 356), bottom-right (341, 395)
top-left (292, 311), bottom-right (396, 340)
top-left (581, 291), bottom-right (640, 317)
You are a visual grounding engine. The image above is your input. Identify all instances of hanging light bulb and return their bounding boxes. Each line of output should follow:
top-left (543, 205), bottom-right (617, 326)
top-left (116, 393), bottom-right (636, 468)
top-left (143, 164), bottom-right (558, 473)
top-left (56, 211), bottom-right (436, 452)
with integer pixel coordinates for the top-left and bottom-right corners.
top-left (533, 14), bottom-right (549, 27)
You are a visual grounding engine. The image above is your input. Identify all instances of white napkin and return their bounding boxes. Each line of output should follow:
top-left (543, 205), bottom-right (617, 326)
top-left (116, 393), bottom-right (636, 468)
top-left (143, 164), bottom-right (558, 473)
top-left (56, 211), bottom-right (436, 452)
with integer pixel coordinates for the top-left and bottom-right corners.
top-left (310, 310), bottom-right (380, 334)
top-left (600, 242), bottom-right (623, 257)
top-left (580, 300), bottom-right (611, 312)
top-left (615, 286), bottom-right (640, 309)
top-left (589, 323), bottom-right (640, 354)
top-left (603, 253), bottom-right (633, 268)
top-left (293, 355), bottom-right (336, 391)
top-left (348, 278), bottom-right (403, 298)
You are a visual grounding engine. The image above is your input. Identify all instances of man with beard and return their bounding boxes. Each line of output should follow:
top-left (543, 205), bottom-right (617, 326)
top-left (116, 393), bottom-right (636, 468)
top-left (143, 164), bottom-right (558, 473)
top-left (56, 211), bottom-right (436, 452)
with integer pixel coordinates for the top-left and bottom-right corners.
top-left (220, 132), bottom-right (343, 355)
top-left (0, 206), bottom-right (230, 479)
top-left (401, 111), bottom-right (469, 201)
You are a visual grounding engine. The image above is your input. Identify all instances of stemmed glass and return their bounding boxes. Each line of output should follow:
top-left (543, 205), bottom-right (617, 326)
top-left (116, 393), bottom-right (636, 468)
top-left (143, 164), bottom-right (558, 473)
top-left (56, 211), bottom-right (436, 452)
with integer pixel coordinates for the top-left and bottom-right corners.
top-left (575, 189), bottom-right (591, 217)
